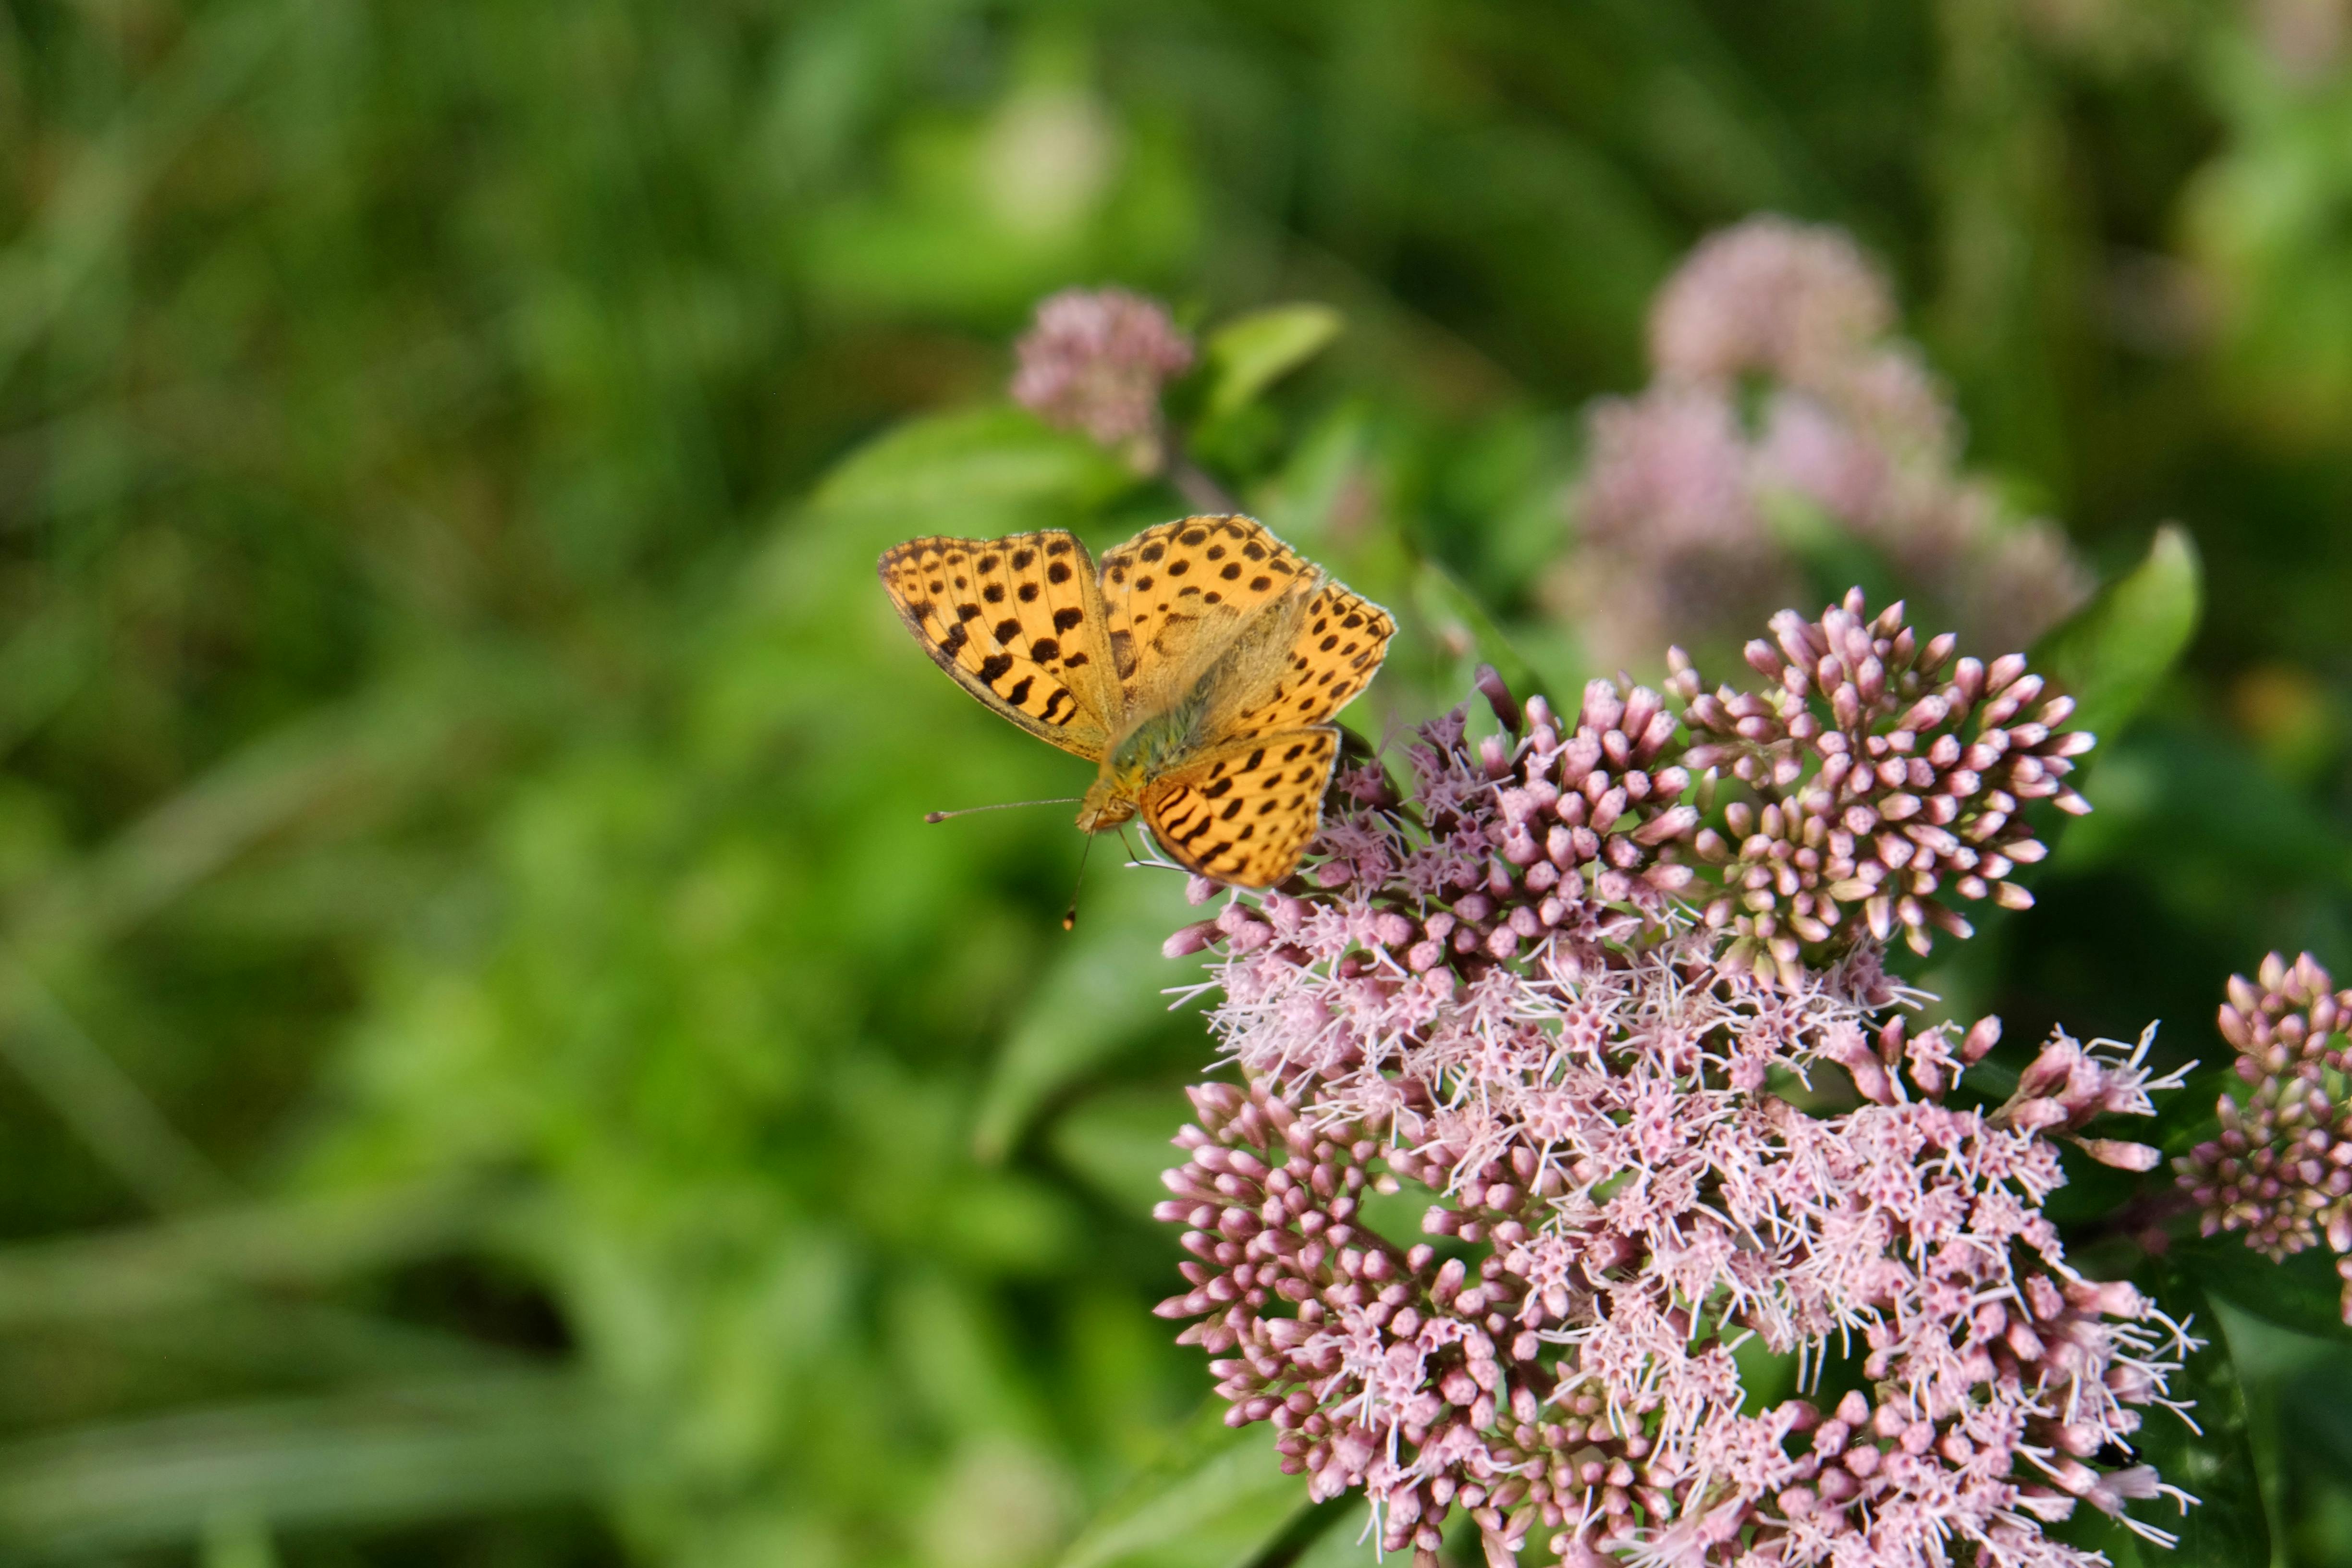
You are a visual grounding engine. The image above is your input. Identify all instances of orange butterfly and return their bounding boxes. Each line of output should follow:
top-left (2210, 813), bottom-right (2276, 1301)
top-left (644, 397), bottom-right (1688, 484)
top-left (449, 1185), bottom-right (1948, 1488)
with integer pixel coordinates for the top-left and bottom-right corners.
top-left (879, 515), bottom-right (1393, 888)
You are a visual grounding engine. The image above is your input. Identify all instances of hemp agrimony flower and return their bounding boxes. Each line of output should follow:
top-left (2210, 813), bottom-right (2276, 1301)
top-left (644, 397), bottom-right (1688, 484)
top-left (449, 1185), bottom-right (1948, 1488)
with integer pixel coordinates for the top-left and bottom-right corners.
top-left (2179, 950), bottom-right (2352, 1320)
top-left (1010, 286), bottom-right (1196, 468)
top-left (1676, 594), bottom-right (2093, 981)
top-left (1155, 597), bottom-right (2193, 1568)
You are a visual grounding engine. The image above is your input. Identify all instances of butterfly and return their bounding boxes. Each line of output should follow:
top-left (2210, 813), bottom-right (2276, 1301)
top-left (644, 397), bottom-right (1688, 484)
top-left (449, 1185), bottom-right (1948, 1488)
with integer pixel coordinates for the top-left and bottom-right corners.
top-left (878, 514), bottom-right (1394, 888)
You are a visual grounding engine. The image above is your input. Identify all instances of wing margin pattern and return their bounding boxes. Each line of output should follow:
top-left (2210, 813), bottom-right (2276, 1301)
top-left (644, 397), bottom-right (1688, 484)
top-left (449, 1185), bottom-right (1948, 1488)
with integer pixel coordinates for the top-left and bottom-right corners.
top-left (878, 530), bottom-right (1113, 757)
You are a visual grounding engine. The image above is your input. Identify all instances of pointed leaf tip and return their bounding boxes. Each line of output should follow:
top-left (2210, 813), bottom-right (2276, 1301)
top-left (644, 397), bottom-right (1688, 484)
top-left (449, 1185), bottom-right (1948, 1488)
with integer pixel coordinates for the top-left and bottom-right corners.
top-left (1202, 305), bottom-right (1345, 421)
top-left (2031, 523), bottom-right (2202, 746)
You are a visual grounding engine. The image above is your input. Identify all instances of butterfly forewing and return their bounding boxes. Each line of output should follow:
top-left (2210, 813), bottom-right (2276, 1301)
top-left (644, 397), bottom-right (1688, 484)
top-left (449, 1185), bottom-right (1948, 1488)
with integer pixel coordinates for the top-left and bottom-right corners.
top-left (1097, 516), bottom-right (1313, 695)
top-left (878, 531), bottom-right (1116, 759)
top-left (1222, 578), bottom-right (1397, 741)
top-left (1140, 728), bottom-right (1339, 888)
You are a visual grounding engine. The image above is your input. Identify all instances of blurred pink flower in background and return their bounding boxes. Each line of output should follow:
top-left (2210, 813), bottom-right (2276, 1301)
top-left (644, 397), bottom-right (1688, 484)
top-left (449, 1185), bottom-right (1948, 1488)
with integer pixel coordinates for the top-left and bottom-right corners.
top-left (1560, 218), bottom-right (2088, 672)
top-left (1650, 218), bottom-right (1894, 388)
top-left (1010, 286), bottom-right (1195, 466)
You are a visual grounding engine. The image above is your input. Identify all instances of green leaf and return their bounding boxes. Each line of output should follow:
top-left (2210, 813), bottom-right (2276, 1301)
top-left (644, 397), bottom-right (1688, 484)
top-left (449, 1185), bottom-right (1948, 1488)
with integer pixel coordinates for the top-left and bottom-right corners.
top-left (1201, 305), bottom-right (1345, 421)
top-left (199, 1507), bottom-right (281, 1568)
top-left (0, 1373), bottom-right (614, 1556)
top-left (810, 406), bottom-right (1132, 518)
top-left (1054, 1401), bottom-right (1306, 1568)
top-left (1289, 1502), bottom-right (1383, 1567)
top-left (1410, 559), bottom-right (1557, 705)
top-left (2032, 524), bottom-right (2203, 746)
top-left (2046, 726), bottom-right (2352, 884)
top-left (2132, 1269), bottom-right (2275, 1568)
top-left (2176, 1237), bottom-right (2352, 1344)
top-left (1050, 1086), bottom-right (1191, 1213)
top-left (971, 868), bottom-right (1199, 1164)
top-left (0, 1183), bottom-right (493, 1330)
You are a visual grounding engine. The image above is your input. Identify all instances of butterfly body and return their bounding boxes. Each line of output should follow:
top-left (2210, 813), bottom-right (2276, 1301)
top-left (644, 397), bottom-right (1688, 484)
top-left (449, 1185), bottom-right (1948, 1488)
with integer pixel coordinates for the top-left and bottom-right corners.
top-left (880, 515), bottom-right (1392, 888)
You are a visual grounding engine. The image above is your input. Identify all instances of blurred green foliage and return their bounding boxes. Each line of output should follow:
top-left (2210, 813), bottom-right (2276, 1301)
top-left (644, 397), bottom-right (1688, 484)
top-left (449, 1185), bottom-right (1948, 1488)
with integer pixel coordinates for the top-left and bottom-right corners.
top-left (5, 0), bottom-right (2352, 1564)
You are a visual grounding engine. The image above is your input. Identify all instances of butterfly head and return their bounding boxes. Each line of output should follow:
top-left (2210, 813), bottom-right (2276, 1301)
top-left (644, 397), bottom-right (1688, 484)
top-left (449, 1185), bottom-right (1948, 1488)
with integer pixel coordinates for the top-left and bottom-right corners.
top-left (1075, 768), bottom-right (1141, 833)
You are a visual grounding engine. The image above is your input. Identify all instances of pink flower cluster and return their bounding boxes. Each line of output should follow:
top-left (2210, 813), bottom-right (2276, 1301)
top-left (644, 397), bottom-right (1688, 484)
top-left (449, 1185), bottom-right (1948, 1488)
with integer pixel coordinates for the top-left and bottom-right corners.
top-left (1154, 612), bottom-right (2193, 1568)
top-left (2178, 950), bottom-right (2352, 1319)
top-left (1676, 593), bottom-right (2093, 981)
top-left (1009, 286), bottom-right (1195, 460)
top-left (1559, 216), bottom-right (2088, 669)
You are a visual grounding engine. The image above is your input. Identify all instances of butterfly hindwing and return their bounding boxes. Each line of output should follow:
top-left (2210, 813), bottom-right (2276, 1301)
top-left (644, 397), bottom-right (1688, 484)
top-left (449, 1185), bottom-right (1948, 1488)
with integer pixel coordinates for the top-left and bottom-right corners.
top-left (1222, 578), bottom-right (1397, 741)
top-left (878, 531), bottom-right (1116, 759)
top-left (1140, 727), bottom-right (1339, 888)
top-left (1097, 516), bottom-right (1313, 698)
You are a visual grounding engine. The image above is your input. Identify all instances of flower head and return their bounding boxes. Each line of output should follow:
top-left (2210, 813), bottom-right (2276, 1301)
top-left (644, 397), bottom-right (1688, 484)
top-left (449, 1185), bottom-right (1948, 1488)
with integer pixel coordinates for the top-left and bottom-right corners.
top-left (2180, 951), bottom-right (2352, 1318)
top-left (1010, 287), bottom-right (1195, 461)
top-left (1153, 602), bottom-right (2190, 1568)
top-left (1673, 590), bottom-right (2094, 980)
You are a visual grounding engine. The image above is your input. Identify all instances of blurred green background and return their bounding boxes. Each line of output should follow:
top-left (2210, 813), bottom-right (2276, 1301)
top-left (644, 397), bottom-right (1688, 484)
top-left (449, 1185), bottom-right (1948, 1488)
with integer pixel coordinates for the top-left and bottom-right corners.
top-left (5, 1), bottom-right (2352, 1564)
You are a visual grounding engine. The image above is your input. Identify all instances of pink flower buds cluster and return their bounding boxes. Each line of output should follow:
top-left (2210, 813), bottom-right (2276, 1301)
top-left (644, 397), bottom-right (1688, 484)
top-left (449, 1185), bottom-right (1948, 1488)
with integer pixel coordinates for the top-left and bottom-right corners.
top-left (1403, 678), bottom-right (1703, 962)
top-left (2178, 951), bottom-right (2352, 1318)
top-left (1672, 589), bottom-right (2094, 982)
top-left (1154, 646), bottom-right (2192, 1568)
top-left (1009, 287), bottom-right (1195, 460)
top-left (1165, 683), bottom-right (1701, 983)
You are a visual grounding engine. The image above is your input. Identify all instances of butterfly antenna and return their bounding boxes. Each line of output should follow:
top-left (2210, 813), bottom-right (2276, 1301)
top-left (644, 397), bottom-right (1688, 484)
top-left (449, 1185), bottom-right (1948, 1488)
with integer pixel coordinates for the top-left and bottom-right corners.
top-left (1062, 832), bottom-right (1097, 931)
top-left (924, 796), bottom-right (1080, 823)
